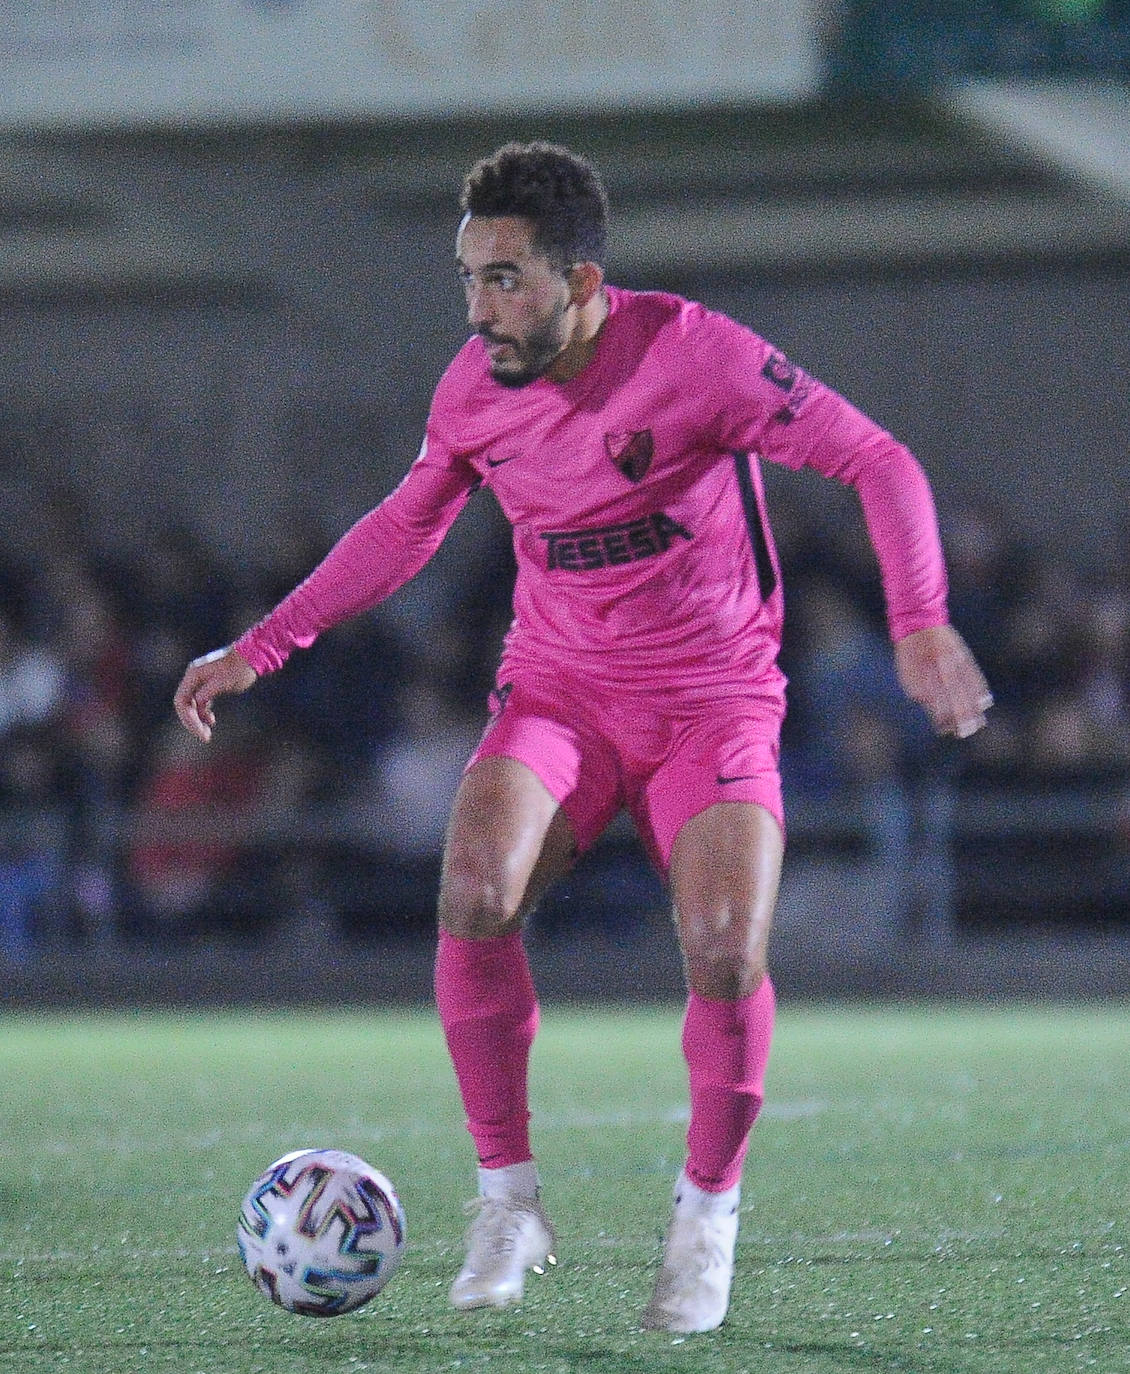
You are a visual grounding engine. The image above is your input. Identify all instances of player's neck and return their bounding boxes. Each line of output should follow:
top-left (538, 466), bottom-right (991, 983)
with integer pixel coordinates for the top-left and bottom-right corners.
top-left (545, 288), bottom-right (610, 384)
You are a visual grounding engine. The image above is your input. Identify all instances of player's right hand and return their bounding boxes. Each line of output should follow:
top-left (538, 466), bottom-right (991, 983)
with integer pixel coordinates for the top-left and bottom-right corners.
top-left (173, 645), bottom-right (258, 743)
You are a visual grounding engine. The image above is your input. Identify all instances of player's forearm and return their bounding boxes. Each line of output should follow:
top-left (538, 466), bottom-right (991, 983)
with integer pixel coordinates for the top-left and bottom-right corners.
top-left (235, 471), bottom-right (471, 674)
top-left (848, 432), bottom-right (950, 642)
top-left (771, 390), bottom-right (950, 641)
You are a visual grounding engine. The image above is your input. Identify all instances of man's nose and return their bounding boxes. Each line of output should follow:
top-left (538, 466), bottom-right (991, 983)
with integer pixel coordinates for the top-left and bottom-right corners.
top-left (465, 284), bottom-right (493, 330)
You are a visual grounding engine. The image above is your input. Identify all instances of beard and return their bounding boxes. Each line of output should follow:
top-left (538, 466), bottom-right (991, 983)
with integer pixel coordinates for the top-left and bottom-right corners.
top-left (480, 298), bottom-right (569, 388)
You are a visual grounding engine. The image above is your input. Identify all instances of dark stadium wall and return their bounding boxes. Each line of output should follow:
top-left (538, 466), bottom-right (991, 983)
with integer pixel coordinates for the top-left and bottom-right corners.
top-left (1, 145), bottom-right (1126, 573)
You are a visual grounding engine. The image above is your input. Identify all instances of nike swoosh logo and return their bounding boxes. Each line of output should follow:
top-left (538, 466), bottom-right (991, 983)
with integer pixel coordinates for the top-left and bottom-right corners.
top-left (716, 773), bottom-right (758, 784)
top-left (487, 454), bottom-right (518, 467)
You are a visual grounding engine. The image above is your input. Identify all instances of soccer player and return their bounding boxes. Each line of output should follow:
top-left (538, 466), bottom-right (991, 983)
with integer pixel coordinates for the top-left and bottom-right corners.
top-left (174, 142), bottom-right (992, 1333)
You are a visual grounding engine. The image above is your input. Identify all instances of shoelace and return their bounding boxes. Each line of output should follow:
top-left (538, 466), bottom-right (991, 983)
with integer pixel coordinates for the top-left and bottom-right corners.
top-left (460, 1197), bottom-right (556, 1273)
top-left (666, 1216), bottom-right (733, 1280)
top-left (462, 1197), bottom-right (525, 1260)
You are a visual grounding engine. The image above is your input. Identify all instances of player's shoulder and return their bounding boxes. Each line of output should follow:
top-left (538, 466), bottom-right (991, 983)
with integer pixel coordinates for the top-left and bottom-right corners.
top-left (431, 335), bottom-right (491, 417)
top-left (610, 284), bottom-right (699, 335)
top-left (610, 285), bottom-right (764, 351)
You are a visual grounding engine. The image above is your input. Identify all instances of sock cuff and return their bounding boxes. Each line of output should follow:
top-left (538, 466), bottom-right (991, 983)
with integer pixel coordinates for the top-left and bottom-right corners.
top-left (435, 927), bottom-right (537, 1028)
top-left (687, 975), bottom-right (775, 1026)
top-left (677, 1167), bottom-right (742, 1209)
top-left (478, 1159), bottom-right (540, 1200)
top-left (437, 927), bottom-right (525, 968)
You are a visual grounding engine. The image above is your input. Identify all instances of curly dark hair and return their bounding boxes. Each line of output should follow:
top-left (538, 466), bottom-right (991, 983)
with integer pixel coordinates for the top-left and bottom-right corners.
top-left (460, 141), bottom-right (609, 271)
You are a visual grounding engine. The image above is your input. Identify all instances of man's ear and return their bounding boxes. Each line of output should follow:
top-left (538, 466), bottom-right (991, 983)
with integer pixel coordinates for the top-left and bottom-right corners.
top-left (567, 260), bottom-right (605, 307)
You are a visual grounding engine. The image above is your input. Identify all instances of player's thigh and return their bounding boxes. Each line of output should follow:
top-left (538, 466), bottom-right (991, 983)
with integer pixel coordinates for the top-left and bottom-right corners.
top-left (632, 690), bottom-right (784, 877)
top-left (668, 801), bottom-right (784, 996)
top-left (439, 755), bottom-right (576, 938)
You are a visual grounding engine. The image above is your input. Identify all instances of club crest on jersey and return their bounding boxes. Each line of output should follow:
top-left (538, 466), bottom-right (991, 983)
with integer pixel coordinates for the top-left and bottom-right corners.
top-left (603, 428), bottom-right (653, 482)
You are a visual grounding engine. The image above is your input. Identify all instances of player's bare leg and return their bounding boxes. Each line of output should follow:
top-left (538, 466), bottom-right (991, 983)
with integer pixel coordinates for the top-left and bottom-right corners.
top-left (436, 757), bottom-right (575, 1309)
top-left (670, 800), bottom-right (781, 1002)
top-left (642, 801), bottom-right (783, 1333)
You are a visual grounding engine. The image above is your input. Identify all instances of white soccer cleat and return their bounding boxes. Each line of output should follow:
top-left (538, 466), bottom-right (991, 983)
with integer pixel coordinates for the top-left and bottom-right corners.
top-left (641, 1189), bottom-right (739, 1333)
top-left (449, 1195), bottom-right (556, 1309)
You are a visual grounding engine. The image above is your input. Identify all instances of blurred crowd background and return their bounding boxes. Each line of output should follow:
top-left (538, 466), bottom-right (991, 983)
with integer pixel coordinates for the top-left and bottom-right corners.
top-left (3, 471), bottom-right (1128, 957)
top-left (2, 0), bottom-right (1129, 980)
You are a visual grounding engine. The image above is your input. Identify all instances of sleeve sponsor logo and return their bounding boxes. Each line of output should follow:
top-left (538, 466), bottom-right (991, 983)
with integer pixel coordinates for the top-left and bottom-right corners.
top-left (760, 349), bottom-right (814, 423)
top-left (761, 350), bottom-right (797, 391)
top-left (540, 511), bottom-right (693, 571)
top-left (487, 681), bottom-right (513, 717)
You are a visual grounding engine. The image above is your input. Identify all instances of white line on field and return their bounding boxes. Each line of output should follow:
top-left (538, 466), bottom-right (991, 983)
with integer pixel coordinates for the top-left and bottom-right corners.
top-left (22, 1099), bottom-right (827, 1158)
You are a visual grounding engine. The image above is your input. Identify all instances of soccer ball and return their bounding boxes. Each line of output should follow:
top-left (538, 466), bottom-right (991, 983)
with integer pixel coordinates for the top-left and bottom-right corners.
top-left (236, 1148), bottom-right (405, 1316)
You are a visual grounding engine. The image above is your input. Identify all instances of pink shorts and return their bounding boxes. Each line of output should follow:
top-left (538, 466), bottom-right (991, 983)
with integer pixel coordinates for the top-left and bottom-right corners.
top-left (466, 672), bottom-right (785, 875)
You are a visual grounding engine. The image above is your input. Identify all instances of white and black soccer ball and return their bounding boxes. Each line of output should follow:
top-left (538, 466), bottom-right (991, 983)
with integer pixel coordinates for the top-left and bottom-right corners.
top-left (237, 1148), bottom-right (405, 1316)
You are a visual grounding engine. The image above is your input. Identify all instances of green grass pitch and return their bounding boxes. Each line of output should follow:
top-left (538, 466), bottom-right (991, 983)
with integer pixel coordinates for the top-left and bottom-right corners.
top-left (1, 1002), bottom-right (1126, 1373)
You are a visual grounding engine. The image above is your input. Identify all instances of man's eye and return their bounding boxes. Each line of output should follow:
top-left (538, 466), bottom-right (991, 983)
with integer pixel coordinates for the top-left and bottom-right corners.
top-left (458, 270), bottom-right (520, 293)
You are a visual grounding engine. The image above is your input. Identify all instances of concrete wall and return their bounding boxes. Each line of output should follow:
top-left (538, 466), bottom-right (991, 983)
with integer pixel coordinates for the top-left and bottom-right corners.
top-left (2, 132), bottom-right (1127, 583)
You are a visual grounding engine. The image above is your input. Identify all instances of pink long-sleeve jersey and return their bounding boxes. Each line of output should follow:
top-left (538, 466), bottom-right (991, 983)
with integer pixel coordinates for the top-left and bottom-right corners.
top-left (235, 286), bottom-right (949, 695)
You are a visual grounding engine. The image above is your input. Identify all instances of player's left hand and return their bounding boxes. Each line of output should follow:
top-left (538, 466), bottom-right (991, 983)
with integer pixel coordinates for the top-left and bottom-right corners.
top-left (894, 624), bottom-right (993, 739)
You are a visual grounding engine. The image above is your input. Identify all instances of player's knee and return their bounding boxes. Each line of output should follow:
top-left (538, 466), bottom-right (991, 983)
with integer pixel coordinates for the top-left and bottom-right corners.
top-left (438, 850), bottom-right (525, 940)
top-left (678, 903), bottom-right (768, 1000)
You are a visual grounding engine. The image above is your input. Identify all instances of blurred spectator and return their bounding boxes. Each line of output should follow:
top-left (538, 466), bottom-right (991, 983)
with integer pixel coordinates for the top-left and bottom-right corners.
top-left (1, 507), bottom-right (138, 952)
top-left (375, 671), bottom-right (483, 856)
top-left (783, 575), bottom-right (934, 793)
top-left (259, 610), bottom-right (409, 792)
top-left (0, 605), bottom-right (68, 958)
top-left (993, 554), bottom-right (1089, 711)
top-left (54, 570), bottom-right (133, 800)
top-left (35, 485), bottom-right (134, 619)
top-left (233, 513), bottom-right (411, 792)
top-left (1013, 576), bottom-right (1130, 781)
top-left (128, 522), bottom-right (236, 740)
top-left (0, 605), bottom-right (65, 737)
top-left (327, 667), bottom-right (483, 942)
top-left (125, 717), bottom-right (264, 941)
top-left (58, 570), bottom-right (141, 938)
top-left (940, 498), bottom-right (1027, 679)
top-left (1076, 581), bottom-right (1130, 739)
top-left (962, 553), bottom-right (1120, 780)
top-left (0, 724), bottom-right (67, 961)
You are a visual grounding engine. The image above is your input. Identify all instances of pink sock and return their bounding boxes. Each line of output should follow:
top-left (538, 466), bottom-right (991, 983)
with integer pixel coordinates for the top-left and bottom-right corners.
top-left (434, 929), bottom-right (539, 1169)
top-left (682, 977), bottom-right (776, 1193)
